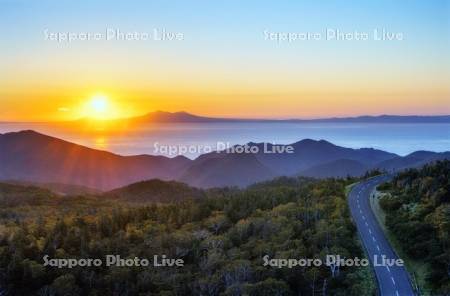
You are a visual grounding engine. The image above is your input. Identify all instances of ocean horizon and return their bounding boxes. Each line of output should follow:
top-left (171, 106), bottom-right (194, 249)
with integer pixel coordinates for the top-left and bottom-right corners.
top-left (1, 121), bottom-right (449, 158)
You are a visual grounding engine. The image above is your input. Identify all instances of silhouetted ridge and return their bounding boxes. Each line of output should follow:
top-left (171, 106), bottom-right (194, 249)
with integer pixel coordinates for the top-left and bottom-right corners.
top-left (1, 130), bottom-right (449, 189)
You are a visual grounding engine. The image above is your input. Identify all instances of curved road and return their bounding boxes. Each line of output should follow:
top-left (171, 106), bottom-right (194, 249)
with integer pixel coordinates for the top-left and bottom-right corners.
top-left (348, 175), bottom-right (415, 296)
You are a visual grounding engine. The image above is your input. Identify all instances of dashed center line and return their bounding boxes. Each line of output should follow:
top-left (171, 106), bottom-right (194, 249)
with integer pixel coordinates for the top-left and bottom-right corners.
top-left (351, 179), bottom-right (415, 295)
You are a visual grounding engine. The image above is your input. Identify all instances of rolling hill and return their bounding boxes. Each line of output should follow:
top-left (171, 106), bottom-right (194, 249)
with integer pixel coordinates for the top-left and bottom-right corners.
top-left (0, 182), bottom-right (58, 207)
top-left (104, 179), bottom-right (205, 203)
top-left (1, 180), bottom-right (100, 195)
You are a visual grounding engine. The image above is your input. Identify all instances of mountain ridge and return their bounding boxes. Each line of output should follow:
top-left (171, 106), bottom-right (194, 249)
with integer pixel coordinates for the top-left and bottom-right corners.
top-left (1, 130), bottom-right (449, 189)
top-left (0, 130), bottom-right (191, 190)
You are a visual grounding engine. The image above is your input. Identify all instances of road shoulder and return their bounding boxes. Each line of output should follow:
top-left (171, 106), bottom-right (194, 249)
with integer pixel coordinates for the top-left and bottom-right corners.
top-left (370, 187), bottom-right (430, 295)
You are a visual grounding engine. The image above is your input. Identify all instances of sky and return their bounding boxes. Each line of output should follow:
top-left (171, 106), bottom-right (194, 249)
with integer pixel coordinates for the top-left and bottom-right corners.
top-left (0, 0), bottom-right (449, 121)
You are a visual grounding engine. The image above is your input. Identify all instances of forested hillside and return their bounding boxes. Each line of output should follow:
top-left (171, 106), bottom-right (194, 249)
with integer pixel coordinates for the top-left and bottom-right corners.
top-left (103, 179), bottom-right (206, 203)
top-left (379, 160), bottom-right (450, 294)
top-left (0, 177), bottom-right (374, 295)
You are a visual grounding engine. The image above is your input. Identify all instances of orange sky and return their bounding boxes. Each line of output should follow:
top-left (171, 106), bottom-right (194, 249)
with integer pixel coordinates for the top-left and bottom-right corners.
top-left (1, 1), bottom-right (449, 121)
top-left (1, 83), bottom-right (449, 121)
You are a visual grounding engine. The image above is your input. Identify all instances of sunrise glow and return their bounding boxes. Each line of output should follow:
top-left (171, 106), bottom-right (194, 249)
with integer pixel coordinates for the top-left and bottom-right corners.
top-left (79, 94), bottom-right (124, 120)
top-left (0, 1), bottom-right (448, 122)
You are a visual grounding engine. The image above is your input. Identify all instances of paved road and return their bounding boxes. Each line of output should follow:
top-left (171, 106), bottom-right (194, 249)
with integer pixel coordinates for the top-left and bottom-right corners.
top-left (348, 175), bottom-right (415, 296)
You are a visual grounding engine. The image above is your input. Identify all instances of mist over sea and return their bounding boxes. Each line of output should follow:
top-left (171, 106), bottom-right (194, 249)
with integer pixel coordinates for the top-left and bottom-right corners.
top-left (1, 122), bottom-right (449, 158)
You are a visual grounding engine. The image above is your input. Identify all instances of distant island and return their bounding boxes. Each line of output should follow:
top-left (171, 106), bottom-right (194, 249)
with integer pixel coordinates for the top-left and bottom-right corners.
top-left (73, 111), bottom-right (450, 124)
top-left (2, 111), bottom-right (450, 124)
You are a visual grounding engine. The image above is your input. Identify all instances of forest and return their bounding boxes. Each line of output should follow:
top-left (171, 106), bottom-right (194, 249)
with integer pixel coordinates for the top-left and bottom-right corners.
top-left (0, 176), bottom-right (375, 295)
top-left (379, 160), bottom-right (450, 294)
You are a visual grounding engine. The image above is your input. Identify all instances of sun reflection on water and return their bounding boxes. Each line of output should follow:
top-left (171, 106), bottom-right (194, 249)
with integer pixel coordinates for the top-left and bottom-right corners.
top-left (94, 137), bottom-right (108, 150)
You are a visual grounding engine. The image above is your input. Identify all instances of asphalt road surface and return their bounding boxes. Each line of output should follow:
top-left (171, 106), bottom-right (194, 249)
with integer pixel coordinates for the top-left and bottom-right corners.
top-left (348, 175), bottom-right (415, 296)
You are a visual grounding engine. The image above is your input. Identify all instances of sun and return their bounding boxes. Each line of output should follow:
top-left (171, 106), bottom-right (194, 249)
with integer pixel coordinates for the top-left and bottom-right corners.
top-left (90, 95), bottom-right (108, 113)
top-left (79, 93), bottom-right (128, 121)
top-left (82, 94), bottom-right (113, 120)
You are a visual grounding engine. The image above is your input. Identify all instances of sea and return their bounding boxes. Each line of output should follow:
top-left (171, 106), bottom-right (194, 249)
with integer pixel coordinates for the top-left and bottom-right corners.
top-left (1, 122), bottom-right (449, 159)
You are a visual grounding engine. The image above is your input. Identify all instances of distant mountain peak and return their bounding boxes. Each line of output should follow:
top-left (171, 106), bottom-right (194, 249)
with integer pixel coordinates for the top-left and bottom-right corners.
top-left (8, 129), bottom-right (40, 135)
top-left (151, 110), bottom-right (188, 115)
top-left (293, 138), bottom-right (335, 146)
top-left (1, 130), bottom-right (52, 140)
